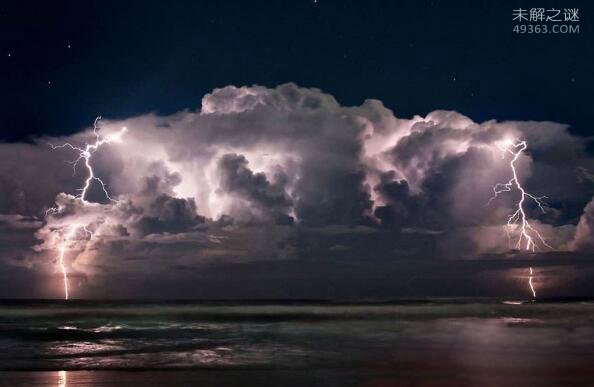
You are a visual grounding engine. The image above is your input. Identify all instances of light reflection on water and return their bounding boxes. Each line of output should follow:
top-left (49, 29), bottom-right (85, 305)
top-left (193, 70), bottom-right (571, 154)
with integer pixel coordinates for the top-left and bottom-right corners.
top-left (58, 370), bottom-right (67, 387)
top-left (0, 302), bottom-right (592, 373)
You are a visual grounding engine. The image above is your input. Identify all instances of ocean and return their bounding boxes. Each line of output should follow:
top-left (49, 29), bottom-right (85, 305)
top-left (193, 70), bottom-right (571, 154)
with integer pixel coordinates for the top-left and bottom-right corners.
top-left (0, 299), bottom-right (593, 386)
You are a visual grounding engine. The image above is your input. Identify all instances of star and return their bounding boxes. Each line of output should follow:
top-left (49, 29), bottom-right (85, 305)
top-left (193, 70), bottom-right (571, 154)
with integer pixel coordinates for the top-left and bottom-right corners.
top-left (7, 53), bottom-right (11, 57)
top-left (67, 44), bottom-right (71, 49)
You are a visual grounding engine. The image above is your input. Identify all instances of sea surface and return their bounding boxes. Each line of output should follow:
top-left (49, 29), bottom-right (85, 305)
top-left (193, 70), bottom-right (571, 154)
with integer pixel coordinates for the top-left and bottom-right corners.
top-left (0, 299), bottom-right (593, 386)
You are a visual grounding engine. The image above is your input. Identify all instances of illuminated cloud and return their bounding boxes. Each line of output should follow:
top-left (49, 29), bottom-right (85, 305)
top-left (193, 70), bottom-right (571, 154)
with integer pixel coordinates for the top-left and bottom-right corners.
top-left (0, 83), bottom-right (593, 297)
top-left (570, 196), bottom-right (594, 251)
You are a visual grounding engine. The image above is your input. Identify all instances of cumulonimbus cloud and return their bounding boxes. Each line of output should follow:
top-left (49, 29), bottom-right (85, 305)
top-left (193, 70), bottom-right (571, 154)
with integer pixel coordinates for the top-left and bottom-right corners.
top-left (1, 83), bottom-right (593, 296)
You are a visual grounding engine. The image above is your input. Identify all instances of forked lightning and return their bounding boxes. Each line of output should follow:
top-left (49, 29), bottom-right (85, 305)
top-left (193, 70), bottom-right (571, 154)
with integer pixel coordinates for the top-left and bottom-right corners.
top-left (49, 117), bottom-right (126, 299)
top-left (490, 139), bottom-right (552, 298)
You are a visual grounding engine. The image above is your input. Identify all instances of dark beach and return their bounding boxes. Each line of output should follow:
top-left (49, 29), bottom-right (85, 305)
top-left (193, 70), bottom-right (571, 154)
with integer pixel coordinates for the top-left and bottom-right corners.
top-left (1, 300), bottom-right (593, 386)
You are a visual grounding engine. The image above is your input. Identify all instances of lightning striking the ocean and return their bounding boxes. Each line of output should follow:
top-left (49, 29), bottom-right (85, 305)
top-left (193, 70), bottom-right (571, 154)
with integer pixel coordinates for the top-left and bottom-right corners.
top-left (56, 227), bottom-right (76, 300)
top-left (528, 267), bottom-right (536, 298)
top-left (49, 117), bottom-right (126, 299)
top-left (490, 139), bottom-right (551, 299)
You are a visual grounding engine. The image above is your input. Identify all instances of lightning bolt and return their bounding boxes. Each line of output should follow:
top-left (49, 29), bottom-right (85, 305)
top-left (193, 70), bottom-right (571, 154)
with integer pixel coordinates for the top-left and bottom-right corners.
top-left (490, 139), bottom-right (552, 299)
top-left (57, 227), bottom-right (76, 300)
top-left (49, 117), bottom-right (126, 299)
top-left (54, 225), bottom-right (93, 300)
top-left (50, 116), bottom-right (126, 203)
top-left (528, 267), bottom-right (536, 298)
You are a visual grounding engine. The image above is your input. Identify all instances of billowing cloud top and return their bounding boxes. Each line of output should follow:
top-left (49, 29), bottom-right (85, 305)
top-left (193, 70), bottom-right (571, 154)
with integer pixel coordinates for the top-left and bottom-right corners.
top-left (1, 83), bottom-right (593, 298)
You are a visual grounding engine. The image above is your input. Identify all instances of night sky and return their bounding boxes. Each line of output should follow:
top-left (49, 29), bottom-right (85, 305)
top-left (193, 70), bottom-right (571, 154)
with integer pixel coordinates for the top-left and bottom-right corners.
top-left (1, 0), bottom-right (591, 141)
top-left (1, 1), bottom-right (593, 299)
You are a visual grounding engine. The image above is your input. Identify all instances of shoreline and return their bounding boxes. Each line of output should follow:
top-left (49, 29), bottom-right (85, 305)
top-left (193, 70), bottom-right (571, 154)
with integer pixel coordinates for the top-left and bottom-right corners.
top-left (2, 366), bottom-right (594, 387)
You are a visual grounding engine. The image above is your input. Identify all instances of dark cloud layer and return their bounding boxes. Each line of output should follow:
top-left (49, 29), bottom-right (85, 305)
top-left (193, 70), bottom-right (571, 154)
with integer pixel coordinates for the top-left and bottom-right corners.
top-left (0, 84), bottom-right (593, 298)
top-left (217, 153), bottom-right (293, 225)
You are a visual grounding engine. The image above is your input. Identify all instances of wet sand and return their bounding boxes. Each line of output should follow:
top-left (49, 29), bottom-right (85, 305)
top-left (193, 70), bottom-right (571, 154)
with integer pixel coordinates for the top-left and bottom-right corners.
top-left (2, 365), bottom-right (594, 387)
top-left (2, 301), bottom-right (594, 386)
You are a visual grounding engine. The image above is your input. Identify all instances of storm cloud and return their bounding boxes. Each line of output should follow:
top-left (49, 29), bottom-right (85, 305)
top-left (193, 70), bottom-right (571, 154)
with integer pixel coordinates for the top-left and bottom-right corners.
top-left (1, 83), bottom-right (593, 298)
